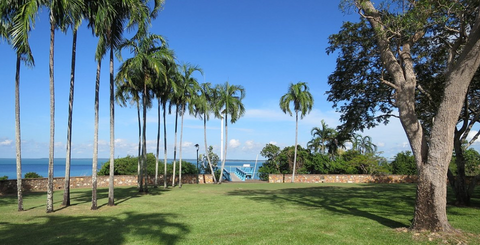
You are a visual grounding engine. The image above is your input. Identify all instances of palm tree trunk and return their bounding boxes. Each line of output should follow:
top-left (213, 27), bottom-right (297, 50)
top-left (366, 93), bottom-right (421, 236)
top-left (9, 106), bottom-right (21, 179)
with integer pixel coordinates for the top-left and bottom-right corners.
top-left (91, 60), bottom-right (101, 210)
top-left (179, 104), bottom-right (185, 188)
top-left (204, 115), bottom-right (216, 183)
top-left (108, 44), bottom-right (115, 206)
top-left (63, 28), bottom-right (78, 207)
top-left (172, 105), bottom-right (179, 187)
top-left (292, 111), bottom-right (298, 183)
top-left (15, 54), bottom-right (23, 212)
top-left (155, 99), bottom-right (161, 188)
top-left (163, 101), bottom-right (168, 189)
top-left (142, 88), bottom-right (148, 193)
top-left (46, 16), bottom-right (55, 213)
top-left (137, 103), bottom-right (141, 189)
top-left (218, 113), bottom-right (228, 183)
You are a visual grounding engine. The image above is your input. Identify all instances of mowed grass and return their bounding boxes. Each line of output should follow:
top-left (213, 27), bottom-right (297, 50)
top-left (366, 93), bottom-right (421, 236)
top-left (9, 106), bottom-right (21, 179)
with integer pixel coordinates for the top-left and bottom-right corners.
top-left (1, 183), bottom-right (480, 245)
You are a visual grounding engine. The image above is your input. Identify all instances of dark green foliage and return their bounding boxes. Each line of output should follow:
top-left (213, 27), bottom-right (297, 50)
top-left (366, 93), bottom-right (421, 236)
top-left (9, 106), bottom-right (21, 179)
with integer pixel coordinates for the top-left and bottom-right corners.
top-left (258, 144), bottom-right (391, 179)
top-left (0, 176), bottom-right (8, 180)
top-left (391, 151), bottom-right (417, 175)
top-left (25, 172), bottom-right (42, 179)
top-left (199, 146), bottom-right (219, 174)
top-left (99, 153), bottom-right (197, 176)
top-left (450, 148), bottom-right (480, 177)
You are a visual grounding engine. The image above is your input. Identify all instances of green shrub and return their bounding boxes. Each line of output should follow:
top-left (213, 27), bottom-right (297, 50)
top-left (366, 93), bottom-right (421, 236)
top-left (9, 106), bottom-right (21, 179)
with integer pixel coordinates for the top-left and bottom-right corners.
top-left (0, 176), bottom-right (8, 180)
top-left (25, 172), bottom-right (42, 178)
top-left (99, 153), bottom-right (198, 176)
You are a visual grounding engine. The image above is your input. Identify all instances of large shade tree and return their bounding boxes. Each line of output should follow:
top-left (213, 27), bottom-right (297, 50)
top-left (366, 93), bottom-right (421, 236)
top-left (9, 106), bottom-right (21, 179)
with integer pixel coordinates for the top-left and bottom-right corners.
top-left (327, 0), bottom-right (480, 231)
top-left (279, 82), bottom-right (313, 183)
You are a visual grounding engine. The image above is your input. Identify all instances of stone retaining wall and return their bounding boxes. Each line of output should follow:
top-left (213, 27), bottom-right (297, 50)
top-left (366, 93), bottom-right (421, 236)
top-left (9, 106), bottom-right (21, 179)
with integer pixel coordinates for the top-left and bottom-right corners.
top-left (269, 174), bottom-right (418, 184)
top-left (0, 174), bottom-right (207, 195)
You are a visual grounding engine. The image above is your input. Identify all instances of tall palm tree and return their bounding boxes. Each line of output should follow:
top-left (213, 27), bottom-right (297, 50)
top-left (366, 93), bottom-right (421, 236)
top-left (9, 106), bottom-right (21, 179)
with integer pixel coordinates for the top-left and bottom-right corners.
top-left (2, 0), bottom-right (39, 212)
top-left (46, 0), bottom-right (83, 213)
top-left (89, 0), bottom-right (163, 205)
top-left (62, 0), bottom-right (84, 207)
top-left (279, 82), bottom-right (314, 183)
top-left (215, 81), bottom-right (246, 183)
top-left (177, 63), bottom-right (202, 188)
top-left (352, 134), bottom-right (377, 154)
top-left (194, 82), bottom-right (217, 183)
top-left (151, 51), bottom-right (176, 188)
top-left (115, 72), bottom-right (143, 188)
top-left (116, 33), bottom-right (169, 193)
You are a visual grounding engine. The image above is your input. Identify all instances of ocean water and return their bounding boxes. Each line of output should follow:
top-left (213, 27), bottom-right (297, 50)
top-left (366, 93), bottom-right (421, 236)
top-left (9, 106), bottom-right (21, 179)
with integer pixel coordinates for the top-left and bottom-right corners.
top-left (0, 158), bottom-right (264, 180)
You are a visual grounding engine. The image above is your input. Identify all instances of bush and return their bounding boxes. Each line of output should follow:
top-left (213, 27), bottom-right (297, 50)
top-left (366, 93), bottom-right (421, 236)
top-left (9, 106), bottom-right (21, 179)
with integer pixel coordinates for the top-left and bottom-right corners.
top-left (99, 153), bottom-right (198, 176)
top-left (25, 172), bottom-right (42, 178)
top-left (0, 176), bottom-right (8, 180)
top-left (391, 151), bottom-right (416, 175)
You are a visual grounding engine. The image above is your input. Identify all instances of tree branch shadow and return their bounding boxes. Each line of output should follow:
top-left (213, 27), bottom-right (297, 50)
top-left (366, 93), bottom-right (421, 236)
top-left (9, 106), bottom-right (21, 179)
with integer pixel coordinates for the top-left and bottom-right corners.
top-left (227, 184), bottom-right (416, 229)
top-left (0, 211), bottom-right (190, 245)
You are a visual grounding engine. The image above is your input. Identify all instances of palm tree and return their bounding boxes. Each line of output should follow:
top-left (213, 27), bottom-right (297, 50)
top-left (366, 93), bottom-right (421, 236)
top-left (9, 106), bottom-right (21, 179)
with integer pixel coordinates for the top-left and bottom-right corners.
top-left (193, 82), bottom-right (217, 183)
top-left (152, 48), bottom-right (175, 188)
top-left (309, 120), bottom-right (335, 154)
top-left (176, 63), bottom-right (202, 188)
top-left (116, 33), bottom-right (169, 193)
top-left (279, 82), bottom-right (314, 183)
top-left (352, 134), bottom-right (377, 154)
top-left (215, 82), bottom-right (246, 183)
top-left (115, 72), bottom-right (143, 188)
top-left (89, 0), bottom-right (163, 206)
top-left (1, 0), bottom-right (39, 212)
top-left (62, 0), bottom-right (84, 207)
top-left (46, 0), bottom-right (83, 213)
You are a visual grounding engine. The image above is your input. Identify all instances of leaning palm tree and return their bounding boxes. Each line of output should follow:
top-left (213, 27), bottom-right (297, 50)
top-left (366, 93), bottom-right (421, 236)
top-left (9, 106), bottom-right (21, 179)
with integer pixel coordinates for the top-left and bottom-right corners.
top-left (116, 33), bottom-right (169, 193)
top-left (279, 82), bottom-right (314, 183)
top-left (176, 63), bottom-right (202, 188)
top-left (2, 0), bottom-right (39, 211)
top-left (193, 82), bottom-right (217, 183)
top-left (215, 81), bottom-right (246, 183)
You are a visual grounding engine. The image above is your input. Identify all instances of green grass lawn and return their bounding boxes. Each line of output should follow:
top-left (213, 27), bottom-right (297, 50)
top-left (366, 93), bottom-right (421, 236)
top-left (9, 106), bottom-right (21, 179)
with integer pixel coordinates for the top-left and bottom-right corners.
top-left (1, 183), bottom-right (479, 244)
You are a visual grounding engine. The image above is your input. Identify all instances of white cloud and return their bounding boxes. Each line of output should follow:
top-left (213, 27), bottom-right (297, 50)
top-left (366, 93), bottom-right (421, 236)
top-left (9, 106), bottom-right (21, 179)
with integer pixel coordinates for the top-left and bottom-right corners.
top-left (229, 139), bottom-right (241, 148)
top-left (182, 141), bottom-right (193, 147)
top-left (269, 141), bottom-right (277, 145)
top-left (0, 139), bottom-right (12, 146)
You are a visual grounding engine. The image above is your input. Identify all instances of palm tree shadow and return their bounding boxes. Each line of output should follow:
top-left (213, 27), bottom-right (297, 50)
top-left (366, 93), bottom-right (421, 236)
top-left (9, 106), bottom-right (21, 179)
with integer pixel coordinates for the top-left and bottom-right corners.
top-left (227, 184), bottom-right (415, 229)
top-left (0, 211), bottom-right (189, 245)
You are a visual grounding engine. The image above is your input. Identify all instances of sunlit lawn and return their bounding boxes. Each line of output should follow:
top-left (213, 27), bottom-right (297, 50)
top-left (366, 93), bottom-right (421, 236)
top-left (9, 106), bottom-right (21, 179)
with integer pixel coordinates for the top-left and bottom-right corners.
top-left (1, 183), bottom-right (479, 244)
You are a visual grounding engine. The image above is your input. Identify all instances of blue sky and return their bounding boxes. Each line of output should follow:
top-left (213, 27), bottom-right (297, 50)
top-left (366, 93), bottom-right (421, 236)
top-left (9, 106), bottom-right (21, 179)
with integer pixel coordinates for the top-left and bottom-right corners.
top-left (2, 0), bottom-right (471, 160)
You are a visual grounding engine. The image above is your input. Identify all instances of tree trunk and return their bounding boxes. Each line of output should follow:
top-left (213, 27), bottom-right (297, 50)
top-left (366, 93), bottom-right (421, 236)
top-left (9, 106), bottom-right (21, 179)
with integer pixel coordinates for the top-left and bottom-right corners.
top-left (155, 100), bottom-right (160, 188)
top-left (15, 55), bottom-right (23, 212)
top-left (204, 115), bottom-right (216, 183)
top-left (163, 101), bottom-right (168, 189)
top-left (46, 16), bottom-right (55, 213)
top-left (452, 131), bottom-right (469, 206)
top-left (108, 44), bottom-right (115, 206)
top-left (91, 60), bottom-right (101, 210)
top-left (137, 103), bottom-right (141, 189)
top-left (142, 87), bottom-right (148, 193)
top-left (63, 28), bottom-right (78, 207)
top-left (291, 111), bottom-right (298, 183)
top-left (218, 113), bottom-right (228, 183)
top-left (172, 105), bottom-right (178, 187)
top-left (178, 104), bottom-right (185, 188)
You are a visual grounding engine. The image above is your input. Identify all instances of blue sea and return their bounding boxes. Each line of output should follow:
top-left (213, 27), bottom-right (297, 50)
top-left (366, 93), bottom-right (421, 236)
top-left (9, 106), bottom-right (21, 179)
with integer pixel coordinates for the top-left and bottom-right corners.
top-left (0, 158), bottom-right (264, 180)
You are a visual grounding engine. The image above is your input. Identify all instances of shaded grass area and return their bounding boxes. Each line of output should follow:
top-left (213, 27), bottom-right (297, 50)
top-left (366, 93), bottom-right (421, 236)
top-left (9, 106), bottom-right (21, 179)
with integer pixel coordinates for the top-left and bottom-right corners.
top-left (0, 183), bottom-right (479, 244)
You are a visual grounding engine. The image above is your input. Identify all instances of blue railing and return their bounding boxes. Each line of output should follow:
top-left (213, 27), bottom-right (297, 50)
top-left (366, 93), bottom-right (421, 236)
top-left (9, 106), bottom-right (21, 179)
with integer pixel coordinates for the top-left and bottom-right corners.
top-left (223, 168), bottom-right (231, 181)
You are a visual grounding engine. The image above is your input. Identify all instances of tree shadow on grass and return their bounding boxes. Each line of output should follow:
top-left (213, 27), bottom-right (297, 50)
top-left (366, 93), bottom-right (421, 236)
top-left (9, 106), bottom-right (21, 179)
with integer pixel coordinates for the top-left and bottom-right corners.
top-left (0, 211), bottom-right (190, 245)
top-left (227, 183), bottom-right (416, 229)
